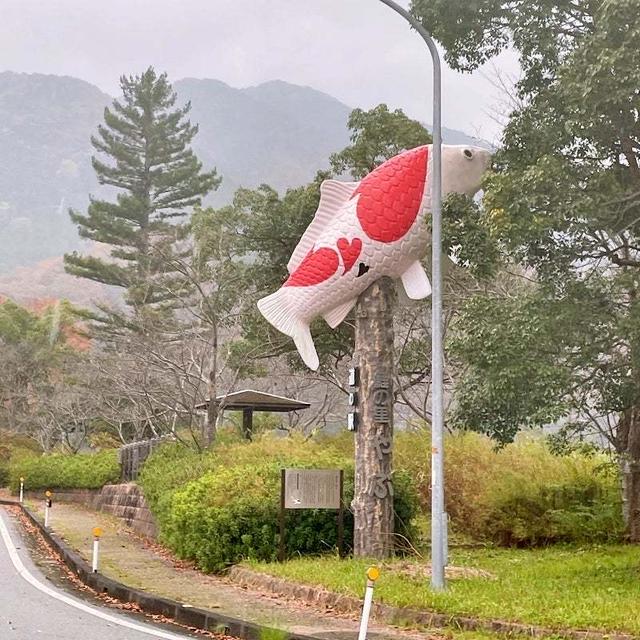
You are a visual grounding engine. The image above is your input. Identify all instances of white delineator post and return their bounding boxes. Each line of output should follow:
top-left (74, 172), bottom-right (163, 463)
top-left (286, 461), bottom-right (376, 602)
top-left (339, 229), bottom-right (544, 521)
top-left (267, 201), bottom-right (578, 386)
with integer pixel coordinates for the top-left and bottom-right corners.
top-left (92, 527), bottom-right (103, 573)
top-left (19, 477), bottom-right (24, 504)
top-left (44, 491), bottom-right (52, 528)
top-left (358, 566), bottom-right (380, 640)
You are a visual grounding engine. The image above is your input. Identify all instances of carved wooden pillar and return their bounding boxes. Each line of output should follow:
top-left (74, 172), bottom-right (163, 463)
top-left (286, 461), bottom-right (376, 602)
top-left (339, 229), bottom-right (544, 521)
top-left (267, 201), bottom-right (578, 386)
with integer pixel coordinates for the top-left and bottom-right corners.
top-left (352, 276), bottom-right (395, 558)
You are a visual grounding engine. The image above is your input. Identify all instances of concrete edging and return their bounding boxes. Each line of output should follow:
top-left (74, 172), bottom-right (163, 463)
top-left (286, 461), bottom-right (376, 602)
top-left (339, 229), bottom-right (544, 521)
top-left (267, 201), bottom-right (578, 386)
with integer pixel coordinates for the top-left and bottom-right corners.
top-left (227, 567), bottom-right (638, 640)
top-left (8, 502), bottom-right (320, 640)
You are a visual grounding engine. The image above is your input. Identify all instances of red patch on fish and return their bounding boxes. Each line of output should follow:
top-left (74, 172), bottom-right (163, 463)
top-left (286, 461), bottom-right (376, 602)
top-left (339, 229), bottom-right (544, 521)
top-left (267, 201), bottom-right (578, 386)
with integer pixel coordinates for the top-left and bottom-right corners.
top-left (354, 145), bottom-right (428, 243)
top-left (284, 246), bottom-right (339, 287)
top-left (337, 237), bottom-right (362, 274)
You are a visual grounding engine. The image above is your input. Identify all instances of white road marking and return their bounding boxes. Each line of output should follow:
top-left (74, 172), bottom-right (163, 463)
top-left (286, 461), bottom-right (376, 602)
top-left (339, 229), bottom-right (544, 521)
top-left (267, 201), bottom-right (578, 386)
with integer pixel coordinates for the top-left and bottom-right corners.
top-left (0, 508), bottom-right (189, 640)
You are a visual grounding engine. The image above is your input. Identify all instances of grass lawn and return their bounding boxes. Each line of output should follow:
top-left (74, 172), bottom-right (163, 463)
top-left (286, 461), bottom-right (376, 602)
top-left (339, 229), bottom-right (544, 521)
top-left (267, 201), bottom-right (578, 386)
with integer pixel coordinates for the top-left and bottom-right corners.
top-left (247, 544), bottom-right (640, 634)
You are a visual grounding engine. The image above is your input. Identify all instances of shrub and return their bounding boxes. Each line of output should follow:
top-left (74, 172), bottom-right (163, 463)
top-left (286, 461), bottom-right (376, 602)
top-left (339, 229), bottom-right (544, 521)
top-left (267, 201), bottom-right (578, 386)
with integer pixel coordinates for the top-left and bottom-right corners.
top-left (140, 434), bottom-right (418, 572)
top-left (8, 450), bottom-right (120, 493)
top-left (478, 456), bottom-right (623, 545)
top-left (395, 430), bottom-right (624, 545)
top-left (142, 429), bottom-right (620, 567)
top-left (0, 432), bottom-right (42, 488)
top-left (0, 443), bottom-right (9, 487)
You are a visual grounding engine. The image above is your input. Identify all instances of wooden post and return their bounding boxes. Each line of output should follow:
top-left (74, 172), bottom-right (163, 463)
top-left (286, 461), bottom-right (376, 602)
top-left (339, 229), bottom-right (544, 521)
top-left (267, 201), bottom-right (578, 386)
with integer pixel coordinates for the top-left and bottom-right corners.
top-left (242, 408), bottom-right (254, 441)
top-left (338, 469), bottom-right (345, 557)
top-left (206, 397), bottom-right (218, 447)
top-left (279, 468), bottom-right (286, 561)
top-left (352, 277), bottom-right (395, 558)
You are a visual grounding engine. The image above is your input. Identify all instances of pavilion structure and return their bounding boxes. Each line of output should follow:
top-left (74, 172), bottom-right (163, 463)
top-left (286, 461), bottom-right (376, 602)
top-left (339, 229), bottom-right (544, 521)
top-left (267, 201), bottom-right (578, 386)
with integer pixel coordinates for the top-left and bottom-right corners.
top-left (196, 389), bottom-right (310, 439)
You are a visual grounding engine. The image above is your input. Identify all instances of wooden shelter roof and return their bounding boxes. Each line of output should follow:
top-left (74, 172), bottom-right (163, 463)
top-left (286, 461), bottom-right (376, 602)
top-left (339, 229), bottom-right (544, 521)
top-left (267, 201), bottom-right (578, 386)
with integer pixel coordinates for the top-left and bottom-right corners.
top-left (195, 389), bottom-right (310, 413)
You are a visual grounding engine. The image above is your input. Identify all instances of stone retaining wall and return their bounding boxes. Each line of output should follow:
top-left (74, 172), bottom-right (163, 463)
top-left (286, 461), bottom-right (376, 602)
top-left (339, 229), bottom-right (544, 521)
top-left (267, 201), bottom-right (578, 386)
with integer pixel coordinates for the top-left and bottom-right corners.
top-left (96, 483), bottom-right (157, 539)
top-left (94, 482), bottom-right (158, 539)
top-left (25, 483), bottom-right (157, 539)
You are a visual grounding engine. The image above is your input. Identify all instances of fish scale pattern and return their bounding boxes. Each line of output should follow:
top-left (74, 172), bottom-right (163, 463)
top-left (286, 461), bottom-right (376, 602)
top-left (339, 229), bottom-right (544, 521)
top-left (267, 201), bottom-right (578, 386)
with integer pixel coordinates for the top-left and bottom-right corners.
top-left (284, 147), bottom-right (429, 289)
top-left (354, 145), bottom-right (429, 244)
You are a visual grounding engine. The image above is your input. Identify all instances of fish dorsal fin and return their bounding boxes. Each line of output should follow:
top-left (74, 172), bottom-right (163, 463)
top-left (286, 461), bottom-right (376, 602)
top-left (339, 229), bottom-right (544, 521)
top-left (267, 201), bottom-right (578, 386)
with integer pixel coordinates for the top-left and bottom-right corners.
top-left (287, 179), bottom-right (359, 274)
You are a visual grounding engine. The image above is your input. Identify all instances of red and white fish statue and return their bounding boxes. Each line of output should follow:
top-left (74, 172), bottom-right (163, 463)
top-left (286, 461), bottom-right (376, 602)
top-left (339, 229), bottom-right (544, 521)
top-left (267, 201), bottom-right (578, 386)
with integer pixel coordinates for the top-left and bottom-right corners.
top-left (258, 144), bottom-right (491, 370)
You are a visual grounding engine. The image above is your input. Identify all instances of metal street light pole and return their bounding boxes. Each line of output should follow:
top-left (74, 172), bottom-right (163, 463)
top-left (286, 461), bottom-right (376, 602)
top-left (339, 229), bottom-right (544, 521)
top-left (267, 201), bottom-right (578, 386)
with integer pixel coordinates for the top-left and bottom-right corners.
top-left (377, 0), bottom-right (446, 590)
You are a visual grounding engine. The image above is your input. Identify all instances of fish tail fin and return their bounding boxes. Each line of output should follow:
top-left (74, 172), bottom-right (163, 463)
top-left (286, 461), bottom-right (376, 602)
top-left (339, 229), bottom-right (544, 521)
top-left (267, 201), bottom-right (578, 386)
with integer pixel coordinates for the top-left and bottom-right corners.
top-left (293, 325), bottom-right (319, 371)
top-left (257, 289), bottom-right (319, 370)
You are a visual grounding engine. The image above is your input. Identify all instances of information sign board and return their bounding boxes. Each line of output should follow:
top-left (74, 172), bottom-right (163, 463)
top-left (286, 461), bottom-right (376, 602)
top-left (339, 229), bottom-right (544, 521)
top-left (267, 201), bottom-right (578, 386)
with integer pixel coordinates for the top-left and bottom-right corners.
top-left (284, 469), bottom-right (341, 510)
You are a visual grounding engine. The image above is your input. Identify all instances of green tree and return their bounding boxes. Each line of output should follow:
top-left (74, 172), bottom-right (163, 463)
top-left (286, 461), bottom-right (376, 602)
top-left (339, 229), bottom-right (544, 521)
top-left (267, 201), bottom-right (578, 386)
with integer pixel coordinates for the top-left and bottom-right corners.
top-left (64, 67), bottom-right (219, 326)
top-left (0, 299), bottom-right (83, 448)
top-left (330, 104), bottom-right (431, 179)
top-left (412, 0), bottom-right (640, 539)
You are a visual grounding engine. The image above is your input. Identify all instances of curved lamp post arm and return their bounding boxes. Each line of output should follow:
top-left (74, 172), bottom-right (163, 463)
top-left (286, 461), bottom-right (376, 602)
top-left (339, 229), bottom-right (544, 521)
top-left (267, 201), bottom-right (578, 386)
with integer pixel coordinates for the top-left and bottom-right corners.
top-left (377, 0), bottom-right (446, 591)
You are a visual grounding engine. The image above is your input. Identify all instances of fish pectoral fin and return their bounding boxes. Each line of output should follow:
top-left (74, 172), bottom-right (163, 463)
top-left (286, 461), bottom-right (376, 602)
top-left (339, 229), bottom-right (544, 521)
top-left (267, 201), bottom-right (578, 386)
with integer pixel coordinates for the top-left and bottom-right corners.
top-left (400, 260), bottom-right (432, 300)
top-left (323, 297), bottom-right (357, 329)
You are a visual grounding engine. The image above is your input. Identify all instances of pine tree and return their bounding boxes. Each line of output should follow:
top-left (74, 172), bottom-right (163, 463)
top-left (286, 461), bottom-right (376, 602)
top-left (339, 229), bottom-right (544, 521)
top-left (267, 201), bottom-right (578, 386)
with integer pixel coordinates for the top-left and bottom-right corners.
top-left (64, 67), bottom-right (220, 324)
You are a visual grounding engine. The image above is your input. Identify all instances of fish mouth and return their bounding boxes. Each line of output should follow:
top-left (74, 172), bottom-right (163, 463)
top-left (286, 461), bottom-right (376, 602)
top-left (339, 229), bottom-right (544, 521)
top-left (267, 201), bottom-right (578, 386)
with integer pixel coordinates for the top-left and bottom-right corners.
top-left (356, 262), bottom-right (370, 278)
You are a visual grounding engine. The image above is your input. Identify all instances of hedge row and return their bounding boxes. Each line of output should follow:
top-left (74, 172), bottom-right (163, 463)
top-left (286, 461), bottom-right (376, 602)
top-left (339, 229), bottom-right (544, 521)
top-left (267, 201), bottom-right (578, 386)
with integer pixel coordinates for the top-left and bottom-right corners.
top-left (140, 431), bottom-right (624, 572)
top-left (8, 450), bottom-right (120, 493)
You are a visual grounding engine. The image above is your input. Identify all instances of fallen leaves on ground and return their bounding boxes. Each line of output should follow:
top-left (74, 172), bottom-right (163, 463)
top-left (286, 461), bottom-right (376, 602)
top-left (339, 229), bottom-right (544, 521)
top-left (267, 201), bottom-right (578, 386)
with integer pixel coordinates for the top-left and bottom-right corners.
top-left (7, 506), bottom-right (236, 639)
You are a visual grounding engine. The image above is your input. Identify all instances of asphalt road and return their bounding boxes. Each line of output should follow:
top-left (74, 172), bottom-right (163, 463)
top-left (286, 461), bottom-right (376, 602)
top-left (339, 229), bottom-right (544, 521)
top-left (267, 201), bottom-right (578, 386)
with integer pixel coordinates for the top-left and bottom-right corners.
top-left (0, 506), bottom-right (193, 640)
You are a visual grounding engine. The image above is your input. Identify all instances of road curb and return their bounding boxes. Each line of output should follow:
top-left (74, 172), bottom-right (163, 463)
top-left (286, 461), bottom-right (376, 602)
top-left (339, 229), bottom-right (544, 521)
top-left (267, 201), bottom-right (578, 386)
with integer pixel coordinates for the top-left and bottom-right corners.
top-left (228, 567), bottom-right (638, 640)
top-left (8, 503), bottom-right (321, 640)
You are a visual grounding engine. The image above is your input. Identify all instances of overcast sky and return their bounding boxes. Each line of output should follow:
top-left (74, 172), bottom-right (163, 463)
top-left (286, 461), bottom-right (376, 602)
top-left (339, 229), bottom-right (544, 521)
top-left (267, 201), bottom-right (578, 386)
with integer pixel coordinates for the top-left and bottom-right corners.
top-left (1, 0), bottom-right (520, 144)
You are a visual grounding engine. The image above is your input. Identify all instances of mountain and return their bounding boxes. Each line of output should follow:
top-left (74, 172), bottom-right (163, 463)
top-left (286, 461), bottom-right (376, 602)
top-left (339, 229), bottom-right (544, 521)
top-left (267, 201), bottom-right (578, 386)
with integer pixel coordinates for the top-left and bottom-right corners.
top-left (175, 78), bottom-right (352, 204)
top-left (0, 72), bottom-right (109, 272)
top-left (0, 71), bottom-right (489, 291)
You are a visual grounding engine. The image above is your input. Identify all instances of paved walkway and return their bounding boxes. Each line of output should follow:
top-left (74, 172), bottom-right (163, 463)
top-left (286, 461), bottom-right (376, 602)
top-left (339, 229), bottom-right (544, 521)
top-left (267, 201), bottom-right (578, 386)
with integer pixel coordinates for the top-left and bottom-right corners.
top-left (25, 500), bottom-right (443, 640)
top-left (0, 506), bottom-right (196, 640)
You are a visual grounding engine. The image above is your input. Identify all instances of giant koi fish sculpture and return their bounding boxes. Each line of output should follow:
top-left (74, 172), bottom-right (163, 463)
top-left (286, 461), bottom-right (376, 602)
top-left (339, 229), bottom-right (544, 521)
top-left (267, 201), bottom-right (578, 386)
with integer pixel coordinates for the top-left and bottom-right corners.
top-left (258, 144), bottom-right (491, 370)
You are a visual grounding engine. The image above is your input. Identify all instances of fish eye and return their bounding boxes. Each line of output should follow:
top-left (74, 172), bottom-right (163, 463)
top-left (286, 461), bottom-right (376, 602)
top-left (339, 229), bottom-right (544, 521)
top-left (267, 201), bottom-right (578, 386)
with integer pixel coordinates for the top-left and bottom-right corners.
top-left (463, 149), bottom-right (473, 159)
